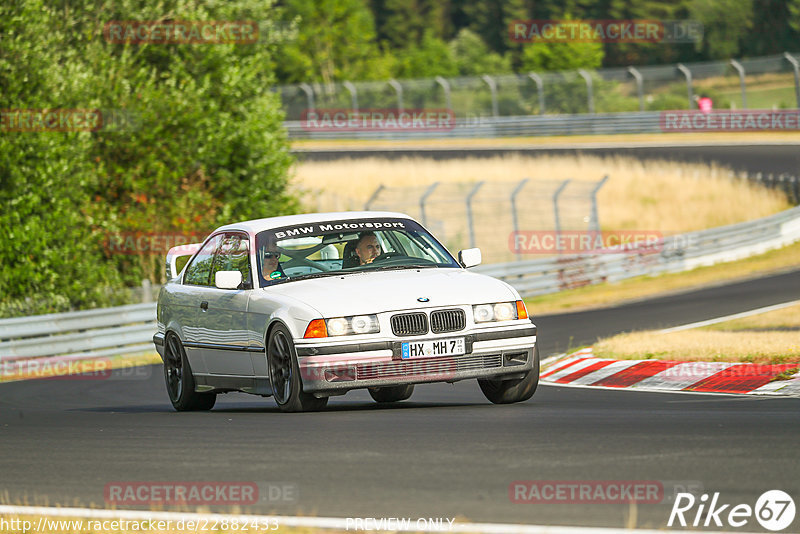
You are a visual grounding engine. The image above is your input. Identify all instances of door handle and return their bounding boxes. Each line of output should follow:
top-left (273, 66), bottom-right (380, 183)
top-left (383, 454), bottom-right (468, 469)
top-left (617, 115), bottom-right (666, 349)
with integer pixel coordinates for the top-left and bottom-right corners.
top-left (200, 301), bottom-right (208, 311)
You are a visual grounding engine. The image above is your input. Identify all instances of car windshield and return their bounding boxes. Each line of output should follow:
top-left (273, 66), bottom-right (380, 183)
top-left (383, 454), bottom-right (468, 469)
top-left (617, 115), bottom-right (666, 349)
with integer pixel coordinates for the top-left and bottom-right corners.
top-left (254, 217), bottom-right (459, 287)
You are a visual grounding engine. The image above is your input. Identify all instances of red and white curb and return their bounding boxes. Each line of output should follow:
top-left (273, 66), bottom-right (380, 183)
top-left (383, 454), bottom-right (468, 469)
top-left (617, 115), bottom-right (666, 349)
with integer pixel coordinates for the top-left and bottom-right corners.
top-left (540, 348), bottom-right (800, 396)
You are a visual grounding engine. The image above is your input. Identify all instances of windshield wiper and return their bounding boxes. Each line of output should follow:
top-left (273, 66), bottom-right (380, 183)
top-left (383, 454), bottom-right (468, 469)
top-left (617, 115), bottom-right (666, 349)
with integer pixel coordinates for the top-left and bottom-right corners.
top-left (271, 270), bottom-right (357, 284)
top-left (370, 264), bottom-right (438, 271)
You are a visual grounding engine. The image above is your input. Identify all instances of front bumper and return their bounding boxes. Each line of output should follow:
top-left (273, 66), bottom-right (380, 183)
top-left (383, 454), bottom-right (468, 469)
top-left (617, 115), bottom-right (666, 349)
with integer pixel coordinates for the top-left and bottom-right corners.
top-left (296, 324), bottom-right (536, 395)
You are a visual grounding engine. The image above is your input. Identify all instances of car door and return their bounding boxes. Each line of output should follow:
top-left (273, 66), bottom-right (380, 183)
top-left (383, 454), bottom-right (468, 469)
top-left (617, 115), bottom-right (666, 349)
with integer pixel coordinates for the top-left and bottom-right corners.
top-left (201, 232), bottom-right (255, 377)
top-left (178, 233), bottom-right (224, 375)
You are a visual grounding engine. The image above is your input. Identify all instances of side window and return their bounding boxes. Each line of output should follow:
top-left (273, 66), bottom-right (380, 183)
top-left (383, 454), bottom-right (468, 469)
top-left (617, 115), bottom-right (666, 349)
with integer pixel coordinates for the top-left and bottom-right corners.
top-left (211, 234), bottom-right (252, 289)
top-left (183, 235), bottom-right (222, 286)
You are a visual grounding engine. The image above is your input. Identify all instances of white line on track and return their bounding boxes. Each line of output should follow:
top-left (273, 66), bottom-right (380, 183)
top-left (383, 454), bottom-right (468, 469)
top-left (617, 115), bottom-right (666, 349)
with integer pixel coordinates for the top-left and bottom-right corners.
top-left (658, 299), bottom-right (800, 333)
top-left (0, 505), bottom-right (744, 534)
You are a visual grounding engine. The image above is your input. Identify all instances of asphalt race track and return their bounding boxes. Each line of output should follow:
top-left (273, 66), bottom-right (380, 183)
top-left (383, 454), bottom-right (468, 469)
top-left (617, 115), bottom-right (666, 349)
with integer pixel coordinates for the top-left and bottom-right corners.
top-left (2, 269), bottom-right (799, 530)
top-left (295, 142), bottom-right (800, 175)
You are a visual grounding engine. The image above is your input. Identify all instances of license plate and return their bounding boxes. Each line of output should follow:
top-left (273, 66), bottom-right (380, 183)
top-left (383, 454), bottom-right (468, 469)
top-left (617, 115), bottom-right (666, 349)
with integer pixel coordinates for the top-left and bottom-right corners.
top-left (401, 337), bottom-right (465, 359)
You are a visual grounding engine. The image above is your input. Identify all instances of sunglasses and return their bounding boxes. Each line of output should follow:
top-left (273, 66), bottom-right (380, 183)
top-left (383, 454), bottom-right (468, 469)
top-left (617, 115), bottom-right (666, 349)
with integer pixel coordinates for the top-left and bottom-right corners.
top-left (263, 252), bottom-right (280, 260)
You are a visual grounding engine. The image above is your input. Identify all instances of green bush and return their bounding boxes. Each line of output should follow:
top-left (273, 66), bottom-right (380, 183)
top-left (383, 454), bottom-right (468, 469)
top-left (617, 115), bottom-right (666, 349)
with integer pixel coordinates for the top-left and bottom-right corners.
top-left (0, 0), bottom-right (295, 317)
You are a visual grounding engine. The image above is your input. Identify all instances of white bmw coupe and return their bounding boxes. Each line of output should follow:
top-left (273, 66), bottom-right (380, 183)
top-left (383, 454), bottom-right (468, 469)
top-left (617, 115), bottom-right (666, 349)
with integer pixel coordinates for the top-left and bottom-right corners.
top-left (153, 212), bottom-right (538, 412)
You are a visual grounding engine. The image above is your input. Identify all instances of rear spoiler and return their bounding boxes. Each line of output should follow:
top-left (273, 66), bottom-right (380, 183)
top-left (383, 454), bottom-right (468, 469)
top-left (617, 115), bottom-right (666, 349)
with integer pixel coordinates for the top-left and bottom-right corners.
top-left (165, 243), bottom-right (202, 279)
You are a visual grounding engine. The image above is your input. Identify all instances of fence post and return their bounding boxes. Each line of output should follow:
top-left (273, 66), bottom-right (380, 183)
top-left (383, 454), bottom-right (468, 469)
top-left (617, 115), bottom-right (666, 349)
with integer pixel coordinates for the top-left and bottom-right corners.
top-left (553, 179), bottom-right (571, 254)
top-left (510, 178), bottom-right (529, 260)
top-left (589, 175), bottom-right (609, 234)
top-left (343, 81), bottom-right (358, 112)
top-left (528, 73), bottom-right (545, 115)
top-left (388, 79), bottom-right (403, 111)
top-left (299, 83), bottom-right (315, 113)
top-left (419, 182), bottom-right (440, 226)
top-left (676, 63), bottom-right (694, 109)
top-left (465, 182), bottom-right (485, 249)
top-left (481, 75), bottom-right (499, 117)
top-left (784, 52), bottom-right (800, 108)
top-left (577, 69), bottom-right (595, 114)
top-left (729, 59), bottom-right (747, 109)
top-left (435, 76), bottom-right (452, 111)
top-left (364, 184), bottom-right (385, 210)
top-left (141, 279), bottom-right (152, 303)
top-left (626, 67), bottom-right (644, 112)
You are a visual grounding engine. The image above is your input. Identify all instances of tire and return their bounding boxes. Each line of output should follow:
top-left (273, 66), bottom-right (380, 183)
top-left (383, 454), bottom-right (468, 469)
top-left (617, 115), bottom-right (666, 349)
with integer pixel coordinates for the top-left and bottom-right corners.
top-left (478, 345), bottom-right (539, 404)
top-left (368, 384), bottom-right (415, 403)
top-left (267, 323), bottom-right (328, 413)
top-left (164, 333), bottom-right (216, 411)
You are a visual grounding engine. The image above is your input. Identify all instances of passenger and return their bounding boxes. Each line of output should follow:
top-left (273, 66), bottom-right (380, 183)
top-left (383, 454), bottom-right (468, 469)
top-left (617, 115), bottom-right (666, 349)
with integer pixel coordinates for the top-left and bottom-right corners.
top-left (355, 231), bottom-right (381, 265)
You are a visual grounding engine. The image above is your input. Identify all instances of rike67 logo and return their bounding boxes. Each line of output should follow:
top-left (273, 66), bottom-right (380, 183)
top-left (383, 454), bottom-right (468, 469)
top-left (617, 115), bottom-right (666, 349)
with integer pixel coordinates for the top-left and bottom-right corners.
top-left (668, 490), bottom-right (795, 531)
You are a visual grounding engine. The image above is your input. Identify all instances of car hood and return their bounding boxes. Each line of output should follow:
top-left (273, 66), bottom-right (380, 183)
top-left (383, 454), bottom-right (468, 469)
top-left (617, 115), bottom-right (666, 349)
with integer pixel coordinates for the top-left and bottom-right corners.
top-left (263, 268), bottom-right (517, 317)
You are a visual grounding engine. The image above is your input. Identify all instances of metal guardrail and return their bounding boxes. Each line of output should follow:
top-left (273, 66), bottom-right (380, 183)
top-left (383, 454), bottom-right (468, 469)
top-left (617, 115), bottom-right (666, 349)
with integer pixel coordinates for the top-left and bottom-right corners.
top-left (285, 111), bottom-right (666, 139)
top-left (0, 303), bottom-right (157, 363)
top-left (2, 204), bottom-right (799, 362)
top-left (473, 205), bottom-right (800, 297)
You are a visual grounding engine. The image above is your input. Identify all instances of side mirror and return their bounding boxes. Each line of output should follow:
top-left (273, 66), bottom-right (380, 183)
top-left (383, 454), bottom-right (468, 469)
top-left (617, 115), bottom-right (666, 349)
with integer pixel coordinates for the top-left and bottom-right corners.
top-left (215, 270), bottom-right (243, 290)
top-left (458, 248), bottom-right (482, 268)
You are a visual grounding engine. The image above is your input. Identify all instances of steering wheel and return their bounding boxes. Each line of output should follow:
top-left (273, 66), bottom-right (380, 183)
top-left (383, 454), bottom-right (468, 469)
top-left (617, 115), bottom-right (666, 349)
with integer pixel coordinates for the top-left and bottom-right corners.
top-left (372, 251), bottom-right (403, 262)
top-left (283, 257), bottom-right (331, 272)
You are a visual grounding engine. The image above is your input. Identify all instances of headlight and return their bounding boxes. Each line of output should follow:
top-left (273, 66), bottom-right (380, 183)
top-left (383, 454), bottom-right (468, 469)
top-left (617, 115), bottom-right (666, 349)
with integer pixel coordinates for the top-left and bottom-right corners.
top-left (473, 304), bottom-right (494, 323)
top-left (351, 315), bottom-right (378, 334)
top-left (327, 317), bottom-right (349, 336)
top-left (473, 302), bottom-right (518, 323)
top-left (493, 302), bottom-right (516, 321)
top-left (324, 315), bottom-right (380, 336)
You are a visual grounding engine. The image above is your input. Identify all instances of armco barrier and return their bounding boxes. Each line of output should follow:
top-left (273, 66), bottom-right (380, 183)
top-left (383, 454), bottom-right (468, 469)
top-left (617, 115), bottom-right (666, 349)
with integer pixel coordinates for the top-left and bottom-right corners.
top-left (285, 111), bottom-right (666, 140)
top-left (1, 205), bottom-right (799, 362)
top-left (0, 303), bottom-right (156, 363)
top-left (473, 205), bottom-right (800, 297)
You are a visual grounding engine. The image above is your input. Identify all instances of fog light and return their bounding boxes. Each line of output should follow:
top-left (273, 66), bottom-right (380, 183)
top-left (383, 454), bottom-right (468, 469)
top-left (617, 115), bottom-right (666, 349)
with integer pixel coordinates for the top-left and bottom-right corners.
top-left (503, 351), bottom-right (528, 366)
top-left (324, 366), bottom-right (356, 382)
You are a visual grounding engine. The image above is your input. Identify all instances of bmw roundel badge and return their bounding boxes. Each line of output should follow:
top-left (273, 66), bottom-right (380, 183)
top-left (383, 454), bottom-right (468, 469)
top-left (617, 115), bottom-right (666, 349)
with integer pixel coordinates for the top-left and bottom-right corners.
top-left (417, 297), bottom-right (430, 302)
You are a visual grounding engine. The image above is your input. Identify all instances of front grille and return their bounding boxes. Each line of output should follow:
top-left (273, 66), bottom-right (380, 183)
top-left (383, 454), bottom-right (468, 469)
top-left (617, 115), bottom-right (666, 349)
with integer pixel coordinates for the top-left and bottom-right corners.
top-left (430, 309), bottom-right (466, 333)
top-left (391, 312), bottom-right (428, 336)
top-left (357, 353), bottom-right (502, 381)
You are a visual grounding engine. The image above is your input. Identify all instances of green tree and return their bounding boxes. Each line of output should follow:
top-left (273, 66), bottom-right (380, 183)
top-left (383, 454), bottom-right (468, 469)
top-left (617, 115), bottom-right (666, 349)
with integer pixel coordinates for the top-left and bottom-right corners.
top-left (393, 31), bottom-right (458, 78)
top-left (689, 0), bottom-right (754, 59)
top-left (0, 0), bottom-right (295, 314)
top-left (278, 0), bottom-right (384, 83)
top-left (449, 28), bottom-right (512, 75)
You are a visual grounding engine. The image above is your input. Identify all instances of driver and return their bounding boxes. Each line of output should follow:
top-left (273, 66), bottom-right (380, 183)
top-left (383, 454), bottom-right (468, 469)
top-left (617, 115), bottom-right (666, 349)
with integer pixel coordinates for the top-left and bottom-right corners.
top-left (355, 231), bottom-right (381, 265)
top-left (260, 239), bottom-right (285, 283)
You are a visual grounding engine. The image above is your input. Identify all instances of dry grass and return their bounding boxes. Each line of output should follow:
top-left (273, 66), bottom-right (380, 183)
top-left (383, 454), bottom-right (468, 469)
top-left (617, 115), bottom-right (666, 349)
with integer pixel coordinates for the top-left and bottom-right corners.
top-left (292, 154), bottom-right (789, 234)
top-left (594, 302), bottom-right (800, 364)
top-left (703, 302), bottom-right (800, 331)
top-left (526, 240), bottom-right (800, 315)
top-left (594, 330), bottom-right (800, 364)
